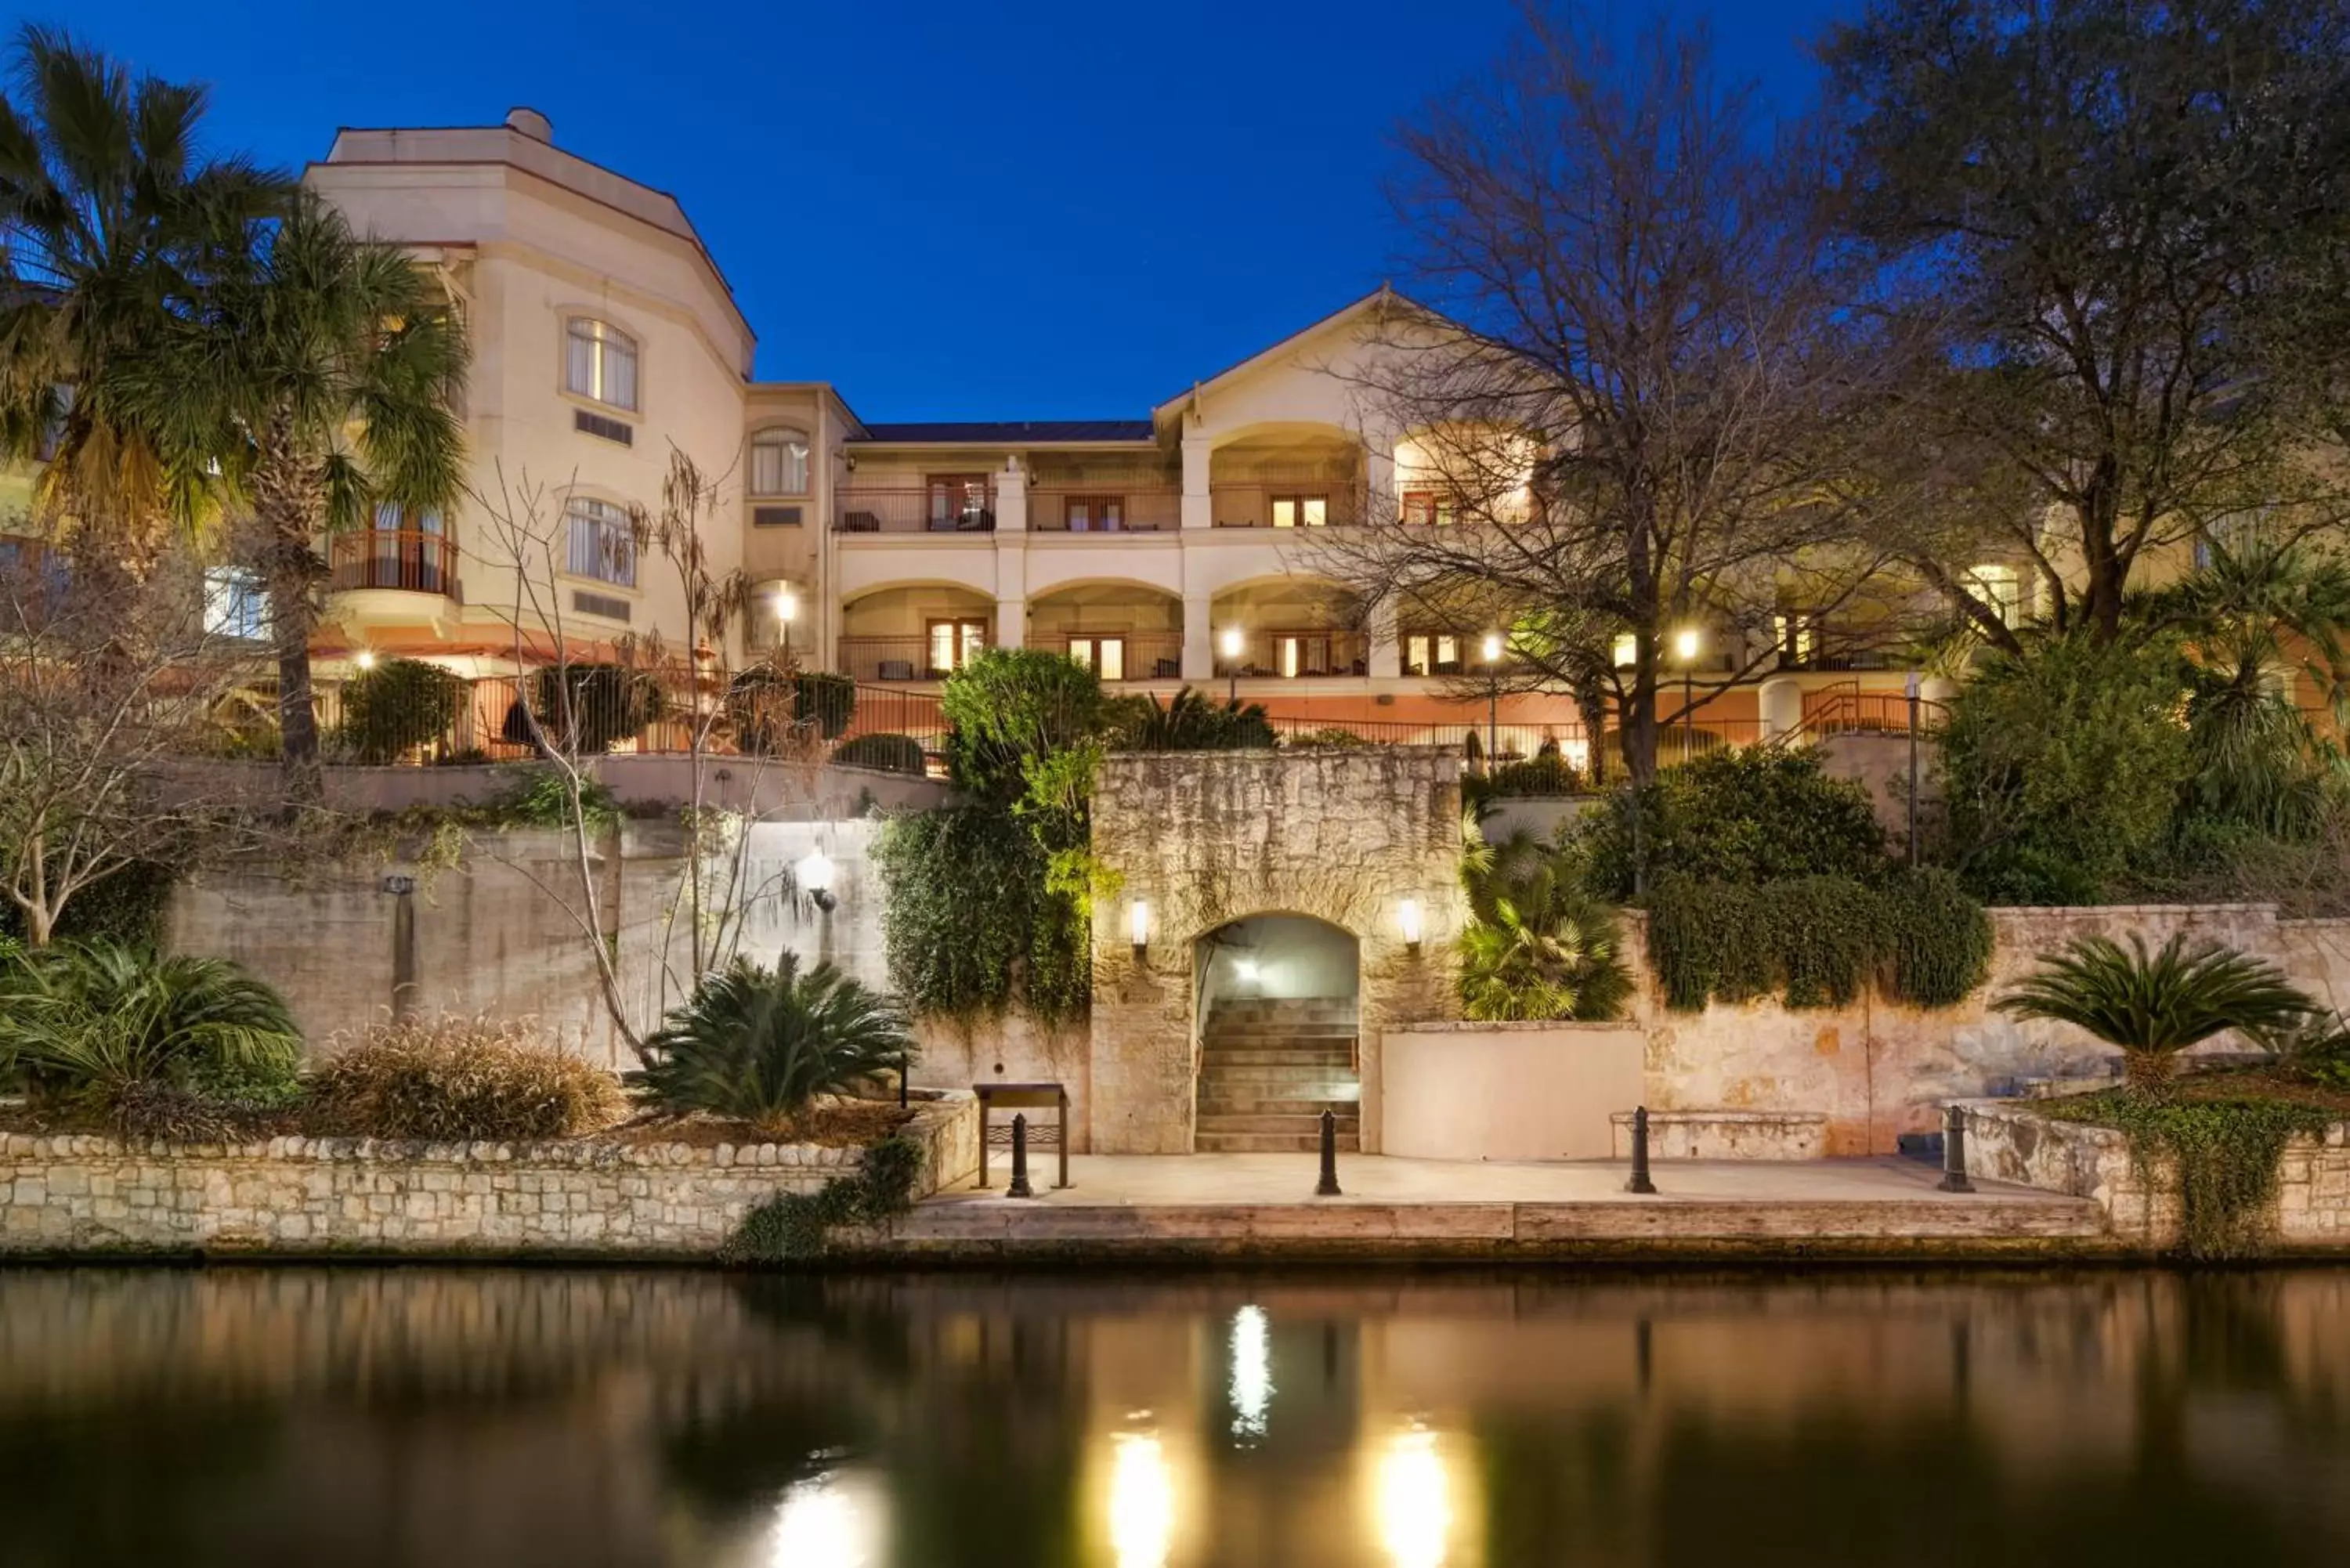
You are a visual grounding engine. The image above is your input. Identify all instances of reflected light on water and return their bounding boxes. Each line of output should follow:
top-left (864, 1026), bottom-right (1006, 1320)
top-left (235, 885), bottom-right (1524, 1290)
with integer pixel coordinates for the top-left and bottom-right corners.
top-left (1109, 1431), bottom-right (1176, 1568)
top-left (765, 1471), bottom-right (883, 1568)
top-left (1229, 1304), bottom-right (1272, 1442)
top-left (1376, 1426), bottom-right (1454, 1568)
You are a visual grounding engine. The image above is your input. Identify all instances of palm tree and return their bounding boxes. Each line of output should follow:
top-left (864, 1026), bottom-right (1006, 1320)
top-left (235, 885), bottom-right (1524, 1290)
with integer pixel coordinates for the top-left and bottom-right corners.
top-left (639, 954), bottom-right (915, 1136)
top-left (1457, 821), bottom-right (1632, 1021)
top-left (1995, 932), bottom-right (2315, 1092)
top-left (124, 191), bottom-right (468, 801)
top-left (0, 24), bottom-right (287, 565)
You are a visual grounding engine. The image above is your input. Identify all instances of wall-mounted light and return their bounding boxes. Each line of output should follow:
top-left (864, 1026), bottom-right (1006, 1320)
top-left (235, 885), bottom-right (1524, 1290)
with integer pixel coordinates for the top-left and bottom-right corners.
top-left (1399, 898), bottom-right (1424, 954)
top-left (1128, 899), bottom-right (1151, 960)
top-left (797, 848), bottom-right (837, 912)
top-left (775, 587), bottom-right (798, 626)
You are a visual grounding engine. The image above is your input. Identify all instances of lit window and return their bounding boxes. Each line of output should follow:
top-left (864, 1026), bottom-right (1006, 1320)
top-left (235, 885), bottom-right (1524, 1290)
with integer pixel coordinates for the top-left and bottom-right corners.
top-left (1401, 490), bottom-right (1459, 526)
top-left (1404, 633), bottom-right (1462, 676)
top-left (204, 567), bottom-right (267, 641)
top-left (750, 428), bottom-right (808, 497)
top-left (1069, 637), bottom-right (1126, 681)
top-left (1611, 632), bottom-right (1636, 668)
top-left (565, 317), bottom-right (638, 410)
top-left (1271, 494), bottom-right (1328, 528)
top-left (927, 618), bottom-right (986, 675)
top-left (565, 497), bottom-right (636, 587)
top-left (1773, 613), bottom-right (1816, 664)
top-left (1960, 564), bottom-right (2023, 627)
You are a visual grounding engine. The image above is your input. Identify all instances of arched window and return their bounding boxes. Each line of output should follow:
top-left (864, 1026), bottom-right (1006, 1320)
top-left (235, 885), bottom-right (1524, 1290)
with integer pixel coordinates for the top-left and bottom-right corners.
top-left (565, 317), bottom-right (638, 410)
top-left (750, 427), bottom-right (809, 497)
top-left (565, 496), bottom-right (636, 587)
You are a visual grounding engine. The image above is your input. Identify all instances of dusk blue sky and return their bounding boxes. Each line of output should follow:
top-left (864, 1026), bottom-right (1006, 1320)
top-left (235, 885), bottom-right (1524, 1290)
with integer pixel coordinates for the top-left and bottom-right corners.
top-left (31, 0), bottom-right (1846, 421)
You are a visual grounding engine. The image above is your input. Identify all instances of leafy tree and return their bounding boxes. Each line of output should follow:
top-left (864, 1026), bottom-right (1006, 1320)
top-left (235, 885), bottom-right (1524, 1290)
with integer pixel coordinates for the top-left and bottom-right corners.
top-left (336, 656), bottom-right (465, 764)
top-left (1937, 630), bottom-right (2194, 903)
top-left (1828, 0), bottom-right (2350, 643)
top-left (870, 804), bottom-right (1088, 1025)
top-left (0, 24), bottom-right (287, 565)
top-left (638, 955), bottom-right (914, 1136)
top-left (939, 648), bottom-right (1101, 804)
top-left (1997, 933), bottom-right (2315, 1092)
top-left (121, 192), bottom-right (468, 803)
top-left (1581, 747), bottom-right (1888, 899)
top-left (1458, 825), bottom-right (1632, 1021)
top-left (507, 663), bottom-right (664, 755)
top-left (1105, 687), bottom-right (1275, 751)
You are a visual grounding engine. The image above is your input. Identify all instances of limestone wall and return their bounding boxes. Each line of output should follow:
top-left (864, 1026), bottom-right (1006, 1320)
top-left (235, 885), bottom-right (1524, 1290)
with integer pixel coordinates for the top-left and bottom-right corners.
top-left (0, 1094), bottom-right (978, 1257)
top-left (1963, 1100), bottom-right (2350, 1250)
top-left (1628, 903), bottom-right (2350, 1156)
top-left (1088, 748), bottom-right (1467, 1154)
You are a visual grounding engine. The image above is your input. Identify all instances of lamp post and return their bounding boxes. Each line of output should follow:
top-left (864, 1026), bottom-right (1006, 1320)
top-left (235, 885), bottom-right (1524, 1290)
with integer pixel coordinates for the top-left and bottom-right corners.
top-left (1482, 631), bottom-right (1503, 761)
top-left (1905, 671), bottom-right (1922, 867)
top-left (775, 586), bottom-right (797, 663)
top-left (1673, 626), bottom-right (1701, 761)
top-left (1220, 626), bottom-right (1243, 704)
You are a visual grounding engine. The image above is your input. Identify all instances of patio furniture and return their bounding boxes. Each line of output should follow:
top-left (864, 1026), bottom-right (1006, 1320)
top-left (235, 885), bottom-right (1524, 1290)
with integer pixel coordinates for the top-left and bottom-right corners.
top-left (877, 659), bottom-right (916, 681)
top-left (973, 1082), bottom-right (1071, 1190)
top-left (842, 511), bottom-right (880, 533)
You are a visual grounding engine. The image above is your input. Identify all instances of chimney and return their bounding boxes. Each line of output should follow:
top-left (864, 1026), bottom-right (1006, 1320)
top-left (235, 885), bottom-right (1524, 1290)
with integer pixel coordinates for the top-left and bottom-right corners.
top-left (504, 107), bottom-right (553, 143)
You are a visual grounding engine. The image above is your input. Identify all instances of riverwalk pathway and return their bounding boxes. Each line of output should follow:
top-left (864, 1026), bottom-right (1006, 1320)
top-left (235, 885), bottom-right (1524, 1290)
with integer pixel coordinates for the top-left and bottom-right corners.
top-left (880, 1154), bottom-right (2111, 1262)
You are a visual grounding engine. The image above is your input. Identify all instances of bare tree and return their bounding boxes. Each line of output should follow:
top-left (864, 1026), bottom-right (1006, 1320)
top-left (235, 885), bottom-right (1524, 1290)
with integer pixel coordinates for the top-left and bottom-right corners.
top-left (0, 533), bottom-right (266, 945)
top-left (1319, 9), bottom-right (1912, 784)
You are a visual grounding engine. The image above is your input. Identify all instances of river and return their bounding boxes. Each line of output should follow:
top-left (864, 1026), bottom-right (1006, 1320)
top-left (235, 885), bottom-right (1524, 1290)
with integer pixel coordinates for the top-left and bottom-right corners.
top-left (0, 1268), bottom-right (2345, 1566)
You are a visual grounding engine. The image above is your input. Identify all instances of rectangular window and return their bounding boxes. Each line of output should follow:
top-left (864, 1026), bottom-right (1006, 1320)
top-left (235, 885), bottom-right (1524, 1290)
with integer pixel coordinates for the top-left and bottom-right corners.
top-left (1961, 564), bottom-right (2023, 627)
top-left (927, 618), bottom-right (987, 675)
top-left (1273, 633), bottom-right (1334, 677)
top-left (750, 429), bottom-right (808, 496)
top-left (1403, 633), bottom-right (1462, 676)
top-left (565, 318), bottom-right (638, 411)
top-left (1612, 632), bottom-right (1636, 668)
top-left (1401, 491), bottom-right (1458, 526)
top-left (204, 567), bottom-right (267, 641)
top-left (1069, 637), bottom-right (1126, 681)
top-left (565, 497), bottom-right (636, 587)
top-left (1271, 494), bottom-right (1328, 529)
top-left (927, 475), bottom-right (991, 532)
top-left (1062, 495), bottom-right (1126, 533)
top-left (1773, 613), bottom-right (1817, 664)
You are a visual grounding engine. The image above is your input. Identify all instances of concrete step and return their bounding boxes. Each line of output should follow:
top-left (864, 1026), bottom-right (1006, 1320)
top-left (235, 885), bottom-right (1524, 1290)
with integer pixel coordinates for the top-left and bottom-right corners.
top-left (1197, 1095), bottom-right (1363, 1117)
top-left (1195, 1067), bottom-right (1364, 1089)
top-left (1209, 1002), bottom-right (1358, 1025)
top-left (1201, 1031), bottom-right (1359, 1047)
top-left (1195, 1129), bottom-right (1361, 1154)
top-left (1196, 1111), bottom-right (1361, 1136)
top-left (1198, 1047), bottom-right (1357, 1068)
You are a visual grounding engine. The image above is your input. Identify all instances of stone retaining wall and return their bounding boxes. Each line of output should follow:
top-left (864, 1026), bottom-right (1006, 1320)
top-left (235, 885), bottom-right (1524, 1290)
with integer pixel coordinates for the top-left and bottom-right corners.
top-left (1961, 1100), bottom-right (2350, 1250)
top-left (1608, 1110), bottom-right (1828, 1161)
top-left (0, 1093), bottom-right (978, 1258)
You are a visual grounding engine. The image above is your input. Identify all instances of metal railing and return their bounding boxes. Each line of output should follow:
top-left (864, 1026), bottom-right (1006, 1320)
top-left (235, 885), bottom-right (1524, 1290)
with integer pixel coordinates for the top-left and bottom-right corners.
top-left (1801, 682), bottom-right (1947, 739)
top-left (329, 529), bottom-right (459, 598)
top-left (833, 486), bottom-right (997, 535)
top-left (1036, 632), bottom-right (1184, 681)
top-left (836, 636), bottom-right (967, 683)
top-left (1214, 629), bottom-right (1373, 679)
top-left (1207, 478), bottom-right (1369, 529)
top-left (1028, 486), bottom-right (1182, 533)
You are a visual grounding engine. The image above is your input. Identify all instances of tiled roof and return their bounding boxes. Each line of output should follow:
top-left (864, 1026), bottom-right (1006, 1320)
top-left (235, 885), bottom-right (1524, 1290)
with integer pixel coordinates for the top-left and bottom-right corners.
top-left (852, 420), bottom-right (1156, 444)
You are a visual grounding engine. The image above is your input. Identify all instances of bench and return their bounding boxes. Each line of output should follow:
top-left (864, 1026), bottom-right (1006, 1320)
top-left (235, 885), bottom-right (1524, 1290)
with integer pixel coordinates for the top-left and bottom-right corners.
top-left (973, 1081), bottom-right (1071, 1189)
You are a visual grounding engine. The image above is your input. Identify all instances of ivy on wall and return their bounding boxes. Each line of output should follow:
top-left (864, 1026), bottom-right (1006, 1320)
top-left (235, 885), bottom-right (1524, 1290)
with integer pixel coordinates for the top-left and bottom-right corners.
top-left (870, 804), bottom-right (1088, 1027)
top-left (1647, 867), bottom-right (1993, 1013)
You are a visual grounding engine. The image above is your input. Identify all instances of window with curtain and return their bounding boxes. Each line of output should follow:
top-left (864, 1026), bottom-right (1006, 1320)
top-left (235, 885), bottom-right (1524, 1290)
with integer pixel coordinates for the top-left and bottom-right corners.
top-left (565, 497), bottom-right (636, 587)
top-left (204, 567), bottom-right (267, 641)
top-left (750, 428), bottom-right (809, 496)
top-left (565, 317), bottom-right (638, 410)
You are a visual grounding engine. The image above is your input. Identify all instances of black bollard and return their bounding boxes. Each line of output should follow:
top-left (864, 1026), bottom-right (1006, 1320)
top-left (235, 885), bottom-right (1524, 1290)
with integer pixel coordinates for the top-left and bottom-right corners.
top-left (1008, 1113), bottom-right (1035, 1198)
top-left (1314, 1108), bottom-right (1342, 1197)
top-left (1626, 1105), bottom-right (1658, 1194)
top-left (1938, 1105), bottom-right (1976, 1194)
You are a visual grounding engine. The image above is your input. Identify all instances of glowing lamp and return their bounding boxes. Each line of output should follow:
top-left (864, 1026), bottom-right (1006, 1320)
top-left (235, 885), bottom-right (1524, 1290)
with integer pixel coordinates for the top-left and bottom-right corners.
top-left (1219, 627), bottom-right (1244, 660)
top-left (1399, 898), bottom-right (1424, 953)
top-left (797, 848), bottom-right (837, 912)
top-left (353, 649), bottom-right (378, 671)
top-left (1673, 626), bottom-right (1701, 663)
top-left (1480, 633), bottom-right (1502, 664)
top-left (1128, 899), bottom-right (1151, 960)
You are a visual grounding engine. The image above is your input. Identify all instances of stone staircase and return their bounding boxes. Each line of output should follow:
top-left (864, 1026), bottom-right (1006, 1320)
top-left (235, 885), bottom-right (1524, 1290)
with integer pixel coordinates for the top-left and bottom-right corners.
top-left (1195, 997), bottom-right (1361, 1154)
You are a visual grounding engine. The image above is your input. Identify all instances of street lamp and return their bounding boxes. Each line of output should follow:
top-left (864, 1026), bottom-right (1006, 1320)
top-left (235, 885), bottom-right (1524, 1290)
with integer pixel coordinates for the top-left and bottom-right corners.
top-left (1673, 626), bottom-right (1701, 759)
top-left (1481, 631), bottom-right (1504, 761)
top-left (774, 586), bottom-right (798, 662)
top-left (1220, 626), bottom-right (1244, 703)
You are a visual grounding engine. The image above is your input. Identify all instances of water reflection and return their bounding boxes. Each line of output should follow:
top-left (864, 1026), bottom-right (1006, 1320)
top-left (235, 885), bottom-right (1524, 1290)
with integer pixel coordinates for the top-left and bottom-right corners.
top-left (0, 1269), bottom-right (2344, 1566)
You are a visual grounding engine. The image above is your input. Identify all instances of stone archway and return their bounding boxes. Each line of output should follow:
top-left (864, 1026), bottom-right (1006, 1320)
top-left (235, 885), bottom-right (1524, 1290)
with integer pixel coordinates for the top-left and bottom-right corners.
top-left (1087, 749), bottom-right (1466, 1154)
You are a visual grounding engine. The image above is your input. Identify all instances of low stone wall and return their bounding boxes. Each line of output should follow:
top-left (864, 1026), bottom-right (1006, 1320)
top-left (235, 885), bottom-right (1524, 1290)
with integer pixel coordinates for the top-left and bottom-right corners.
top-left (1378, 1022), bottom-right (1642, 1160)
top-left (1961, 1100), bottom-right (2350, 1250)
top-left (1608, 1110), bottom-right (1828, 1161)
top-left (0, 1093), bottom-right (978, 1258)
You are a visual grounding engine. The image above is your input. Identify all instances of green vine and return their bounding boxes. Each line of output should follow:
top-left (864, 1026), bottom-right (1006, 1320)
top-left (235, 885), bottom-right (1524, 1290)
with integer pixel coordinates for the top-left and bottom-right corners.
top-left (721, 1133), bottom-right (924, 1264)
top-left (2044, 1094), bottom-right (2334, 1259)
top-left (871, 804), bottom-right (1089, 1026)
top-left (1647, 869), bottom-right (1992, 1013)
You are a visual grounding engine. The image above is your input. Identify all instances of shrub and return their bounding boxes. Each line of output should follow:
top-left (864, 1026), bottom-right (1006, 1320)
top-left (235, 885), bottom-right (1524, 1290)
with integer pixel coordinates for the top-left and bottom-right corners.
top-left (1581, 747), bottom-right (1886, 898)
top-left (940, 649), bottom-right (1102, 801)
top-left (1107, 687), bottom-right (1275, 750)
top-left (723, 1132), bottom-right (924, 1263)
top-left (489, 765), bottom-right (620, 830)
top-left (0, 860), bottom-right (179, 952)
top-left (1939, 630), bottom-right (2193, 903)
top-left (1646, 871), bottom-right (1994, 1013)
top-left (337, 657), bottom-right (467, 764)
top-left (2046, 1093), bottom-right (2335, 1259)
top-left (1282, 725), bottom-right (1373, 750)
top-left (872, 804), bottom-right (1087, 1023)
top-left (793, 671), bottom-right (856, 739)
top-left (1458, 827), bottom-right (1632, 1021)
top-left (1879, 867), bottom-right (1995, 1007)
top-left (0, 943), bottom-right (302, 1120)
top-left (306, 1015), bottom-right (626, 1140)
top-left (1464, 753), bottom-right (1583, 804)
top-left (504, 663), bottom-right (665, 754)
top-left (832, 732), bottom-right (927, 774)
top-left (638, 956), bottom-right (915, 1136)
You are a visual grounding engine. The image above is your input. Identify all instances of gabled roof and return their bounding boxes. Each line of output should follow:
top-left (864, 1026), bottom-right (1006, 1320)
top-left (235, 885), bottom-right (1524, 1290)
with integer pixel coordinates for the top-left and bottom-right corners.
top-left (1150, 284), bottom-right (1446, 423)
top-left (853, 419), bottom-right (1157, 446)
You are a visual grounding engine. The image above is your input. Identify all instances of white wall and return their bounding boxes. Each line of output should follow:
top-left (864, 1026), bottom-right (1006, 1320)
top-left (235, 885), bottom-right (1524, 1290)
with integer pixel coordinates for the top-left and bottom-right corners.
top-left (1379, 1022), bottom-right (1644, 1160)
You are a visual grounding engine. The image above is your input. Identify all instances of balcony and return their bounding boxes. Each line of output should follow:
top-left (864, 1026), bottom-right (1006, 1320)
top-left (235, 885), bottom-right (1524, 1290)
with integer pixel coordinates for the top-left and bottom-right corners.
top-left (834, 483), bottom-right (997, 535)
top-left (1029, 485), bottom-right (1181, 533)
top-left (330, 529), bottom-right (458, 598)
top-left (1038, 631), bottom-right (1184, 681)
top-left (1215, 628), bottom-right (1372, 680)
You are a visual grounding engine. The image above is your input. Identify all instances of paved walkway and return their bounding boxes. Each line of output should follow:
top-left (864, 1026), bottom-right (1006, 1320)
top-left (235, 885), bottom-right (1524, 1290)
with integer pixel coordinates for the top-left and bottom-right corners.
top-left (880, 1154), bottom-right (2112, 1261)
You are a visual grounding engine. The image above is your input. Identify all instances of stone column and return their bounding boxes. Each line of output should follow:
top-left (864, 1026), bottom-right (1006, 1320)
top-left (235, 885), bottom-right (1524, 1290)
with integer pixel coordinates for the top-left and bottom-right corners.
top-left (1368, 595), bottom-right (1401, 680)
top-left (993, 457), bottom-right (1028, 533)
top-left (1181, 593), bottom-right (1213, 681)
top-left (1180, 431), bottom-right (1213, 532)
top-left (1759, 676), bottom-right (1804, 740)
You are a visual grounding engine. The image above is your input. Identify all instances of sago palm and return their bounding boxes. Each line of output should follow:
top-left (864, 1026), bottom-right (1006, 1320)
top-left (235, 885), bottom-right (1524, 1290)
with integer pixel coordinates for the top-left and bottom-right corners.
top-left (0, 24), bottom-right (287, 562)
top-left (1995, 932), bottom-right (2314, 1092)
top-left (640, 955), bottom-right (915, 1136)
top-left (123, 190), bottom-right (468, 801)
top-left (1457, 822), bottom-right (1632, 1021)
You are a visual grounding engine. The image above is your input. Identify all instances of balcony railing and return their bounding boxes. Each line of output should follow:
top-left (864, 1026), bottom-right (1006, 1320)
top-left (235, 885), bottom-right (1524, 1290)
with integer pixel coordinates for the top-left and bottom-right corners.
top-left (330, 529), bottom-right (459, 598)
top-left (837, 636), bottom-right (960, 683)
top-left (1214, 629), bottom-right (1372, 679)
top-left (1209, 474), bottom-right (1368, 529)
top-left (1038, 632), bottom-right (1185, 681)
top-left (834, 486), bottom-right (997, 535)
top-left (1028, 486), bottom-right (1182, 533)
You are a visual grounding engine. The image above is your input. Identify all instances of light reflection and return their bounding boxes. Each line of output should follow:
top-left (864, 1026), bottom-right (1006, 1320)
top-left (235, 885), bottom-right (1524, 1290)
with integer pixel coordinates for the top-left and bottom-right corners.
top-left (1229, 1304), bottom-right (1272, 1442)
top-left (1376, 1426), bottom-right (1454, 1568)
top-left (1109, 1431), bottom-right (1175, 1568)
top-left (765, 1469), bottom-right (883, 1567)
